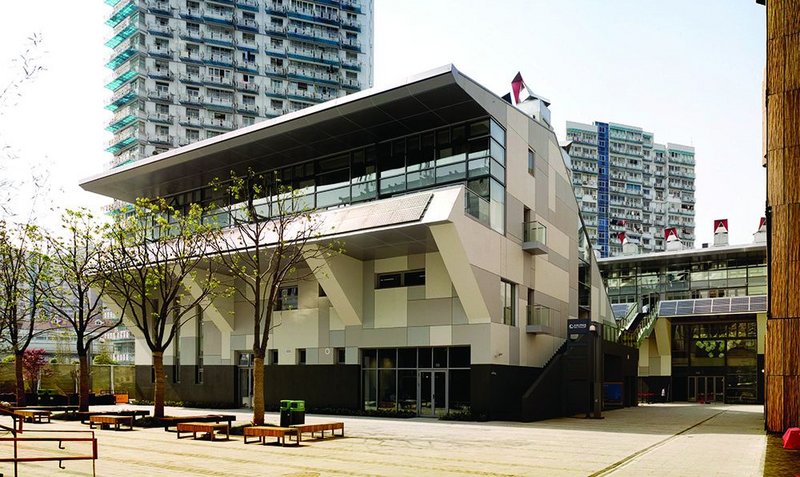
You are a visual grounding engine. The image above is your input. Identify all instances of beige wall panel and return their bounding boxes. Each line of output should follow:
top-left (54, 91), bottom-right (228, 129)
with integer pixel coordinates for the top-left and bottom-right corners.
top-left (328, 306), bottom-right (345, 331)
top-left (548, 166), bottom-right (557, 212)
top-left (425, 252), bottom-right (452, 299)
top-left (407, 253), bottom-right (425, 270)
top-left (451, 324), bottom-right (492, 364)
top-left (472, 265), bottom-right (501, 323)
top-left (407, 326), bottom-right (430, 346)
top-left (271, 309), bottom-right (319, 350)
top-left (374, 256), bottom-right (408, 273)
top-left (374, 288), bottom-right (408, 328)
top-left (408, 298), bottom-right (452, 327)
top-left (429, 325), bottom-right (452, 346)
top-left (505, 126), bottom-right (534, 206)
top-left (359, 327), bottom-right (408, 347)
top-left (298, 279), bottom-right (318, 309)
top-left (534, 258), bottom-right (570, 303)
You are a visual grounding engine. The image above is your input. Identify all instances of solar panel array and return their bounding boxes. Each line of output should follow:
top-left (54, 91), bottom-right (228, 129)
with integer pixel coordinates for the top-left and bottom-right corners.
top-left (658, 295), bottom-right (767, 317)
top-left (611, 303), bottom-right (634, 320)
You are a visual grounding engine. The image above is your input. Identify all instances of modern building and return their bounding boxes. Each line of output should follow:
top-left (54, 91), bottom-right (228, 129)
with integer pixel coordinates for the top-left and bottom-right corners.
top-left (564, 121), bottom-right (696, 257)
top-left (599, 233), bottom-right (767, 405)
top-left (81, 65), bottom-right (637, 420)
top-left (104, 0), bottom-right (374, 168)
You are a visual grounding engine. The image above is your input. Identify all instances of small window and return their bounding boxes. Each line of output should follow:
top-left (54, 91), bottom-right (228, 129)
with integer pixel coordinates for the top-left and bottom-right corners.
top-left (268, 349), bottom-right (279, 365)
top-left (528, 149), bottom-right (536, 175)
top-left (376, 273), bottom-right (402, 289)
top-left (297, 348), bottom-right (306, 365)
top-left (404, 270), bottom-right (425, 287)
top-left (501, 280), bottom-right (515, 326)
top-left (336, 348), bottom-right (346, 364)
top-left (376, 270), bottom-right (426, 289)
top-left (275, 285), bottom-right (298, 311)
top-left (318, 284), bottom-right (327, 297)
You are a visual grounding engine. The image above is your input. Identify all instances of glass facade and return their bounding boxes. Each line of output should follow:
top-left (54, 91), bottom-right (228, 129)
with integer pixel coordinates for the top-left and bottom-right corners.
top-left (162, 117), bottom-right (507, 234)
top-left (361, 346), bottom-right (470, 415)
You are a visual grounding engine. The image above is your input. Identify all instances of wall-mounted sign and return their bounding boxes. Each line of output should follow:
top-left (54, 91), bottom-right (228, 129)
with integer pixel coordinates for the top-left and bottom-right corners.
top-left (567, 319), bottom-right (592, 334)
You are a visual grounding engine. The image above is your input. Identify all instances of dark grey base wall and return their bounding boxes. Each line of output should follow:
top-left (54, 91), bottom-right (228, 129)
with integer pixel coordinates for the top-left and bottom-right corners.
top-left (470, 365), bottom-right (542, 421)
top-left (135, 364), bottom-right (360, 409)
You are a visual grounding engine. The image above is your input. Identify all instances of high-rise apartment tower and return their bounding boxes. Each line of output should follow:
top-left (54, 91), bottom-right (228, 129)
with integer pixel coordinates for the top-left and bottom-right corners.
top-left (565, 121), bottom-right (695, 257)
top-left (104, 0), bottom-right (374, 168)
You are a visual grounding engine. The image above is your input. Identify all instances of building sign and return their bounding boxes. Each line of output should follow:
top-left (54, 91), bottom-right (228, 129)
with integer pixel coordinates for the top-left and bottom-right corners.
top-left (567, 319), bottom-right (592, 334)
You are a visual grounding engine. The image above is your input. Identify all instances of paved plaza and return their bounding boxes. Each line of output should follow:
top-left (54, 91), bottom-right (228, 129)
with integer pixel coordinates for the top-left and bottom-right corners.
top-left (0, 403), bottom-right (788, 476)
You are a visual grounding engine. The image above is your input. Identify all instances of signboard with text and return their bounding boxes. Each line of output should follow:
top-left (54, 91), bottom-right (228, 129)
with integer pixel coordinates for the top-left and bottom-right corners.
top-left (567, 319), bottom-right (592, 334)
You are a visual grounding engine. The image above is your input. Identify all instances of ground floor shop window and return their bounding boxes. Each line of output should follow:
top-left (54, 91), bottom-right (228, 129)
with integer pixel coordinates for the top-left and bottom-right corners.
top-left (362, 346), bottom-right (470, 415)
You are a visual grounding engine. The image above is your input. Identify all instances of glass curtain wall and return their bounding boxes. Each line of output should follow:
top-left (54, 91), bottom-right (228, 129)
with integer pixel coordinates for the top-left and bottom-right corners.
top-left (163, 117), bottom-right (507, 233)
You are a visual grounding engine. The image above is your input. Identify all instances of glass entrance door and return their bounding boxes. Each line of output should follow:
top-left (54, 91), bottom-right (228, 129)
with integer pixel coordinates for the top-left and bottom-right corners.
top-left (418, 370), bottom-right (447, 417)
top-left (688, 376), bottom-right (725, 403)
top-left (237, 352), bottom-right (254, 408)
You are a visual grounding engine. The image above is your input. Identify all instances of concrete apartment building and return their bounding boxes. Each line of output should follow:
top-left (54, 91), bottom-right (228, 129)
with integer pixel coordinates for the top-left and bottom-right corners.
top-left (564, 121), bottom-right (696, 257)
top-left (81, 65), bottom-right (637, 420)
top-left (104, 0), bottom-right (374, 168)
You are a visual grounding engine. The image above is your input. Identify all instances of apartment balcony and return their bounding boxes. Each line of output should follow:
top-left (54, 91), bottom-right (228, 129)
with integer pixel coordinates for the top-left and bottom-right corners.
top-left (177, 135), bottom-right (198, 146)
top-left (265, 3), bottom-right (287, 15)
top-left (340, 37), bottom-right (362, 52)
top-left (235, 58), bottom-right (259, 73)
top-left (341, 77), bottom-right (360, 90)
top-left (179, 70), bottom-right (203, 84)
top-left (204, 95), bottom-right (235, 109)
top-left (108, 147), bottom-right (143, 168)
top-left (179, 115), bottom-right (203, 127)
top-left (203, 9), bottom-right (235, 25)
top-left (106, 83), bottom-right (144, 111)
top-left (287, 46), bottom-right (340, 66)
top-left (236, 80), bottom-right (259, 92)
top-left (287, 66), bottom-right (338, 85)
top-left (237, 102), bottom-right (259, 114)
top-left (106, 129), bottom-right (145, 153)
top-left (264, 105), bottom-right (288, 117)
top-left (522, 221), bottom-right (548, 255)
top-left (106, 44), bottom-right (144, 70)
top-left (105, 22), bottom-right (140, 49)
top-left (147, 88), bottom-right (174, 102)
top-left (147, 133), bottom-right (173, 145)
top-left (264, 64), bottom-right (287, 77)
top-left (106, 1), bottom-right (138, 28)
top-left (180, 50), bottom-right (203, 63)
top-left (287, 88), bottom-right (323, 102)
top-left (204, 117), bottom-right (235, 129)
top-left (104, 62), bottom-right (145, 91)
top-left (286, 26), bottom-right (339, 46)
top-left (148, 68), bottom-right (173, 81)
top-left (340, 17), bottom-right (361, 32)
top-left (179, 93), bottom-right (204, 105)
top-left (340, 0), bottom-right (363, 14)
top-left (235, 16), bottom-right (259, 32)
top-left (287, 7), bottom-right (339, 27)
top-left (178, 6), bottom-right (204, 20)
top-left (147, 22), bottom-right (174, 38)
top-left (265, 23), bottom-right (287, 35)
top-left (147, 111), bottom-right (173, 124)
top-left (179, 26), bottom-right (203, 42)
top-left (264, 83), bottom-right (286, 97)
top-left (204, 30), bottom-right (235, 47)
top-left (526, 305), bottom-right (554, 334)
top-left (203, 74), bottom-right (234, 87)
top-left (341, 59), bottom-right (360, 71)
top-left (145, 0), bottom-right (172, 15)
top-left (464, 189), bottom-right (490, 227)
top-left (235, 0), bottom-right (259, 12)
top-left (204, 53), bottom-right (234, 67)
top-left (148, 46), bottom-right (174, 59)
top-left (106, 106), bottom-right (143, 132)
top-left (237, 38), bottom-right (259, 52)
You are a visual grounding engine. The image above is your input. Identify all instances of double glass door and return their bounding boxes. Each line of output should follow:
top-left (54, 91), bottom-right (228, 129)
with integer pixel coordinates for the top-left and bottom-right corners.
top-left (238, 352), bottom-right (254, 408)
top-left (418, 370), bottom-right (447, 417)
top-left (688, 376), bottom-right (724, 403)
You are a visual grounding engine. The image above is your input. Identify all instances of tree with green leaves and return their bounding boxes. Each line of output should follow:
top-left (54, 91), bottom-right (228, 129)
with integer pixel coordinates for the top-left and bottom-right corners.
top-left (100, 198), bottom-right (223, 418)
top-left (211, 170), bottom-right (341, 425)
top-left (42, 209), bottom-right (119, 411)
top-left (0, 220), bottom-right (50, 405)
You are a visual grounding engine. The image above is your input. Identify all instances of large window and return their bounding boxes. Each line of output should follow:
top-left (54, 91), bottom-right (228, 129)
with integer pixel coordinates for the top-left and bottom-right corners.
top-left (275, 285), bottom-right (298, 311)
top-left (376, 270), bottom-right (425, 289)
top-left (501, 280), bottom-right (515, 326)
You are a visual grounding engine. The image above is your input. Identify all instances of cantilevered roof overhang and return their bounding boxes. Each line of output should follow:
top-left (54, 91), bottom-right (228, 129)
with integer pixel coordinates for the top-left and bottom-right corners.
top-left (81, 64), bottom-right (508, 202)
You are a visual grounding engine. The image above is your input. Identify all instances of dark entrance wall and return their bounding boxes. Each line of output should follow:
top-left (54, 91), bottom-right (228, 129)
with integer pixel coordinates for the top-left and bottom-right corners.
top-left (135, 365), bottom-right (238, 406)
top-left (471, 364), bottom-right (542, 421)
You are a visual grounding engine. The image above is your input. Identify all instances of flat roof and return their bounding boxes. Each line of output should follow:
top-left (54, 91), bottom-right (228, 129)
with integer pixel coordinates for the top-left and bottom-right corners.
top-left (598, 242), bottom-right (766, 268)
top-left (81, 64), bottom-right (504, 202)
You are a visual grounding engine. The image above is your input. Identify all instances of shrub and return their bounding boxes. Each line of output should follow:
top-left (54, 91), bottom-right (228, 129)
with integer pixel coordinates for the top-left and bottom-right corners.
top-left (439, 408), bottom-right (487, 422)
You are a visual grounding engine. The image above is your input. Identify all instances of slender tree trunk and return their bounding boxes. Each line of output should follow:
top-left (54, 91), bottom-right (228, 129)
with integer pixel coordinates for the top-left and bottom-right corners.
top-left (14, 352), bottom-right (25, 406)
top-left (78, 353), bottom-right (90, 412)
top-left (252, 354), bottom-right (265, 425)
top-left (153, 351), bottom-right (166, 418)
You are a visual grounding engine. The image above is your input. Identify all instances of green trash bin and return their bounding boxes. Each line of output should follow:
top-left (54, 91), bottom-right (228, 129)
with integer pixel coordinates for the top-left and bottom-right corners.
top-left (280, 400), bottom-right (305, 426)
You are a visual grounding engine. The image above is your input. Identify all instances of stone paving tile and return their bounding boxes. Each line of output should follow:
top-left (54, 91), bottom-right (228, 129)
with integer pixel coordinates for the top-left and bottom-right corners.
top-left (0, 403), bottom-right (767, 476)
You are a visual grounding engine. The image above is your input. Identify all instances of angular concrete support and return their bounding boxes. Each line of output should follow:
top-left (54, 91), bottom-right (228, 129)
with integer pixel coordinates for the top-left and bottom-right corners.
top-left (182, 272), bottom-right (233, 360)
top-left (429, 223), bottom-right (490, 323)
top-left (303, 246), bottom-right (363, 326)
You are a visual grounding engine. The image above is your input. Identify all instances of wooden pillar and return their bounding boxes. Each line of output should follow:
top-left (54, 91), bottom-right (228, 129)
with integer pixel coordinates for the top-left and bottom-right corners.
top-left (765, 0), bottom-right (800, 433)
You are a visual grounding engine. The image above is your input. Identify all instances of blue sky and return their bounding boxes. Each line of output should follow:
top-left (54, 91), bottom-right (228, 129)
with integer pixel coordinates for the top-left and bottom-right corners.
top-left (0, 1), bottom-right (765, 245)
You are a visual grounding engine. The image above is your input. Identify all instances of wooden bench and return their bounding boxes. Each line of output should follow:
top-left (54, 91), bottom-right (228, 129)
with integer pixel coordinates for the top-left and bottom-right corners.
top-left (244, 426), bottom-right (299, 446)
top-left (15, 409), bottom-right (51, 423)
top-left (162, 414), bottom-right (236, 432)
top-left (89, 414), bottom-right (134, 431)
top-left (176, 422), bottom-right (230, 441)
top-left (291, 422), bottom-right (344, 440)
top-left (78, 409), bottom-right (149, 425)
top-left (12, 405), bottom-right (79, 414)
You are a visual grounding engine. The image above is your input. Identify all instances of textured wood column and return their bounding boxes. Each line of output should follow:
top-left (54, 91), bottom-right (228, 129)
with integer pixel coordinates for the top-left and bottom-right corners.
top-left (766, 0), bottom-right (800, 433)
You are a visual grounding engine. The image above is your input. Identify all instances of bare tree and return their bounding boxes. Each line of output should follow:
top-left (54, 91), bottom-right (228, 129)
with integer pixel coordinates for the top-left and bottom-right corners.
top-left (211, 170), bottom-right (341, 425)
top-left (0, 221), bottom-right (50, 405)
top-left (43, 209), bottom-right (118, 411)
top-left (100, 198), bottom-right (222, 418)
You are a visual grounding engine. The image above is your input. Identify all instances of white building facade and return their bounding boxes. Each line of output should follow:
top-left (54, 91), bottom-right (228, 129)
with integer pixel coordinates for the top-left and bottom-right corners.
top-left (104, 0), bottom-right (374, 168)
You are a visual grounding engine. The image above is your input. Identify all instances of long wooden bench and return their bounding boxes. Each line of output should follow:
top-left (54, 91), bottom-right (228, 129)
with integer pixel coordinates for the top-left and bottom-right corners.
top-left (291, 422), bottom-right (344, 440)
top-left (15, 409), bottom-right (51, 423)
top-left (176, 422), bottom-right (230, 441)
top-left (161, 414), bottom-right (236, 432)
top-left (244, 426), bottom-right (299, 446)
top-left (78, 409), bottom-right (149, 425)
top-left (12, 405), bottom-right (78, 414)
top-left (89, 414), bottom-right (134, 431)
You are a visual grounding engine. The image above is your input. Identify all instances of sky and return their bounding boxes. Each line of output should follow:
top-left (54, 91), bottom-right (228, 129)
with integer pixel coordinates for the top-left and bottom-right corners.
top-left (0, 1), bottom-right (766, 246)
